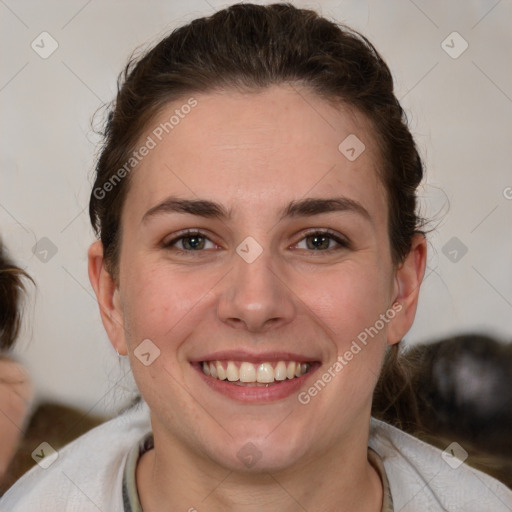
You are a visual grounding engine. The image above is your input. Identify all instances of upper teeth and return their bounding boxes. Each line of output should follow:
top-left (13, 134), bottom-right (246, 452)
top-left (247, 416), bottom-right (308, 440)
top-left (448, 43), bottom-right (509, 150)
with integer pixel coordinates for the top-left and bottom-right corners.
top-left (202, 361), bottom-right (311, 383)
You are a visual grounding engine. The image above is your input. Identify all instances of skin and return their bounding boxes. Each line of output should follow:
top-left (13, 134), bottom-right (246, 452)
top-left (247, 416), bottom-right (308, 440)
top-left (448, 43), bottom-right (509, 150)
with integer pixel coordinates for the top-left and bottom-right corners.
top-left (89, 84), bottom-right (426, 511)
top-left (0, 357), bottom-right (32, 481)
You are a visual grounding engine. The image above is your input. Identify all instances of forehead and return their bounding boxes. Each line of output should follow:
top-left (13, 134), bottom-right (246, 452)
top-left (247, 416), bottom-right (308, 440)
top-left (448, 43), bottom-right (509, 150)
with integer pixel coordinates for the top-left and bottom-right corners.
top-left (123, 85), bottom-right (387, 224)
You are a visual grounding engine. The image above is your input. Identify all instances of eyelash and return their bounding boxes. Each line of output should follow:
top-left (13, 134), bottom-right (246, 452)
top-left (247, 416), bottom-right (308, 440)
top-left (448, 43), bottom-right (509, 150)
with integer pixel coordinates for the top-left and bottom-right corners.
top-left (294, 229), bottom-right (350, 252)
top-left (162, 228), bottom-right (350, 254)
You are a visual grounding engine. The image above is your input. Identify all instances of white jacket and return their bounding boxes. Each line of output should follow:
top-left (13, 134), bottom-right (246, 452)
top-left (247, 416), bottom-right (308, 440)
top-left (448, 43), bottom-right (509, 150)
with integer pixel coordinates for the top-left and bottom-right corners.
top-left (1, 400), bottom-right (511, 511)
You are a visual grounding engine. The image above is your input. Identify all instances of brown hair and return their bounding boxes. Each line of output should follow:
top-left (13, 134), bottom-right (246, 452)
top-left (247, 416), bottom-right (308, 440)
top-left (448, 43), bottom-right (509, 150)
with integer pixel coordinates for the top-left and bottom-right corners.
top-left (89, 3), bottom-right (425, 425)
top-left (0, 242), bottom-right (33, 351)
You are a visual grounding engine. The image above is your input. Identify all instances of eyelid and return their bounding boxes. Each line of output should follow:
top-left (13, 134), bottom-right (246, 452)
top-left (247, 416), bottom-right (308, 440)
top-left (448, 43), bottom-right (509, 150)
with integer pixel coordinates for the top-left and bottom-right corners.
top-left (292, 228), bottom-right (351, 250)
top-left (162, 228), bottom-right (350, 252)
top-left (162, 229), bottom-right (220, 249)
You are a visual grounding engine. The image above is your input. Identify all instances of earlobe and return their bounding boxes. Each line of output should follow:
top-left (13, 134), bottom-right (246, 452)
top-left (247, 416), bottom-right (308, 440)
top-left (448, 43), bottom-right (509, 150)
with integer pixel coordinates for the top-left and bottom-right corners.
top-left (387, 234), bottom-right (427, 345)
top-left (88, 241), bottom-right (128, 355)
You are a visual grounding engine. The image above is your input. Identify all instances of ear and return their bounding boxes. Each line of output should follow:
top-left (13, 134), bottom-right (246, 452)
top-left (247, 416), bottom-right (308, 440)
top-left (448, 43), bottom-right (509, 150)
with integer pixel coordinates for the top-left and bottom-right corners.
top-left (387, 234), bottom-right (427, 345)
top-left (88, 241), bottom-right (127, 355)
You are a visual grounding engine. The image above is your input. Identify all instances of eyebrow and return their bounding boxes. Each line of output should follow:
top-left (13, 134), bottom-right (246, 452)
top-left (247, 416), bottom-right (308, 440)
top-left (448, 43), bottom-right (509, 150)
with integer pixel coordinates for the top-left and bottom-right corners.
top-left (141, 196), bottom-right (371, 224)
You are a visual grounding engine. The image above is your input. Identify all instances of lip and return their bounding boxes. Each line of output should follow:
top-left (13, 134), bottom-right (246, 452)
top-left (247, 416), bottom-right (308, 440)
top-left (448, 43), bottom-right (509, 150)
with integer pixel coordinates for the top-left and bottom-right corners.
top-left (191, 357), bottom-right (321, 403)
top-left (189, 350), bottom-right (318, 364)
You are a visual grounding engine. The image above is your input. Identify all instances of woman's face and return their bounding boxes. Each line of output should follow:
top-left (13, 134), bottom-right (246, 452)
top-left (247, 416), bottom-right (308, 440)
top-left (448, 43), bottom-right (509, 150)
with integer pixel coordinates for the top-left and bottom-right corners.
top-left (91, 85), bottom-right (424, 472)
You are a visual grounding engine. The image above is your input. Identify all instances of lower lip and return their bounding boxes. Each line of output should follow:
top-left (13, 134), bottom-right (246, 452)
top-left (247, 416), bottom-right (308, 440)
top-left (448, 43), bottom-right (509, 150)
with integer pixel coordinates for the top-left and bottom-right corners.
top-left (193, 363), bottom-right (319, 403)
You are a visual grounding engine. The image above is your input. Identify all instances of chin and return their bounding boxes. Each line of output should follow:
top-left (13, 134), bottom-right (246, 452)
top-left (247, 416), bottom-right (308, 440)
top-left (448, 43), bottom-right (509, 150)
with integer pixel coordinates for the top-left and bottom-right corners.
top-left (207, 429), bottom-right (309, 474)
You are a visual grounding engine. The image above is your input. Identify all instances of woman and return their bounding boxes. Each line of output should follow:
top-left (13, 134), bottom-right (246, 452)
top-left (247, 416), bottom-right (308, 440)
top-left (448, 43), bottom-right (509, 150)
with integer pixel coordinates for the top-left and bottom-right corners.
top-left (2, 3), bottom-right (511, 511)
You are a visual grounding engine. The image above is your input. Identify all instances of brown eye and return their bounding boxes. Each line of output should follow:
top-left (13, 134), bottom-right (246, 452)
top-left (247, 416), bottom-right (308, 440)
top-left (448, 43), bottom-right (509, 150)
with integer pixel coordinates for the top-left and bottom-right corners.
top-left (305, 233), bottom-right (331, 250)
top-left (179, 234), bottom-right (206, 250)
top-left (163, 231), bottom-right (216, 251)
top-left (295, 230), bottom-right (349, 251)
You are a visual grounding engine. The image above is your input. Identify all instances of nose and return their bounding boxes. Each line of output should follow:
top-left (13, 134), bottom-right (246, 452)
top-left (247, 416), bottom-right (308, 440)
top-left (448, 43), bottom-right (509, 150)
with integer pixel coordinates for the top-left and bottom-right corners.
top-left (217, 247), bottom-right (296, 333)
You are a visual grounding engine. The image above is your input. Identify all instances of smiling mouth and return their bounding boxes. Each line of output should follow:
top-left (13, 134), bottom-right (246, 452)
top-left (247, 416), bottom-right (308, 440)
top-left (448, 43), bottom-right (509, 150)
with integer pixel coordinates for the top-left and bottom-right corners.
top-left (201, 360), bottom-right (312, 386)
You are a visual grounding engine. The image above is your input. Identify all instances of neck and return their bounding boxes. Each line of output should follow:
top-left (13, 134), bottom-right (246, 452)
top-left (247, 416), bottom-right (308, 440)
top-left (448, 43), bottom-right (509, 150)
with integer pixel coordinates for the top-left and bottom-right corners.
top-left (136, 419), bottom-right (383, 512)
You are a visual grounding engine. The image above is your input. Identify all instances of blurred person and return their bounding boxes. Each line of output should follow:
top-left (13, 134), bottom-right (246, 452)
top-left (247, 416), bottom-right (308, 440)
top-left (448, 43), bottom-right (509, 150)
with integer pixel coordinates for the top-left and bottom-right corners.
top-left (0, 241), bottom-right (33, 484)
top-left (375, 334), bottom-right (512, 487)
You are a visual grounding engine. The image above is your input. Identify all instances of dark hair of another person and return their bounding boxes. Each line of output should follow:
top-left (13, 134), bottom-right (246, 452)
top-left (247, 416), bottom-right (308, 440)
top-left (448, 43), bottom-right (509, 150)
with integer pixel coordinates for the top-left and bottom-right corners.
top-left (88, 3), bottom-right (426, 428)
top-left (0, 243), bottom-right (33, 351)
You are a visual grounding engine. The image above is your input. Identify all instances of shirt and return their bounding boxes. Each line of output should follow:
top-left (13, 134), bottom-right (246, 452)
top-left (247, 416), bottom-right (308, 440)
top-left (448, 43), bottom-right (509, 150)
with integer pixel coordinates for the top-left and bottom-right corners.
top-left (121, 435), bottom-right (394, 512)
top-left (1, 400), bottom-right (511, 511)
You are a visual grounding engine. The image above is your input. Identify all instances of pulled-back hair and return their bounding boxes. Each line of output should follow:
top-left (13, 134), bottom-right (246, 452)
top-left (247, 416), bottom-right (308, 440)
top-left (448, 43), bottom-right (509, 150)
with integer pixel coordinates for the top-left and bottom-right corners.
top-left (89, 2), bottom-right (425, 427)
top-left (90, 2), bottom-right (423, 276)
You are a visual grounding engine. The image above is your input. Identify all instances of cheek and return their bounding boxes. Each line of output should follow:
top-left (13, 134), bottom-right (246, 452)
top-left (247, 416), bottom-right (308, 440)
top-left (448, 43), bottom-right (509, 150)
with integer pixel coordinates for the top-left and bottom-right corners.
top-left (302, 265), bottom-right (391, 408)
top-left (301, 262), bottom-right (392, 403)
top-left (120, 260), bottom-right (220, 350)
top-left (303, 261), bottom-right (393, 344)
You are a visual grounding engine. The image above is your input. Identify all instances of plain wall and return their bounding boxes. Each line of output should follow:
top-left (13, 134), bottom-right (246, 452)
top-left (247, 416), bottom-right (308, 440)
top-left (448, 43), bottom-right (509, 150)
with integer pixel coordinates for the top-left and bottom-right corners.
top-left (1, 0), bottom-right (511, 414)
